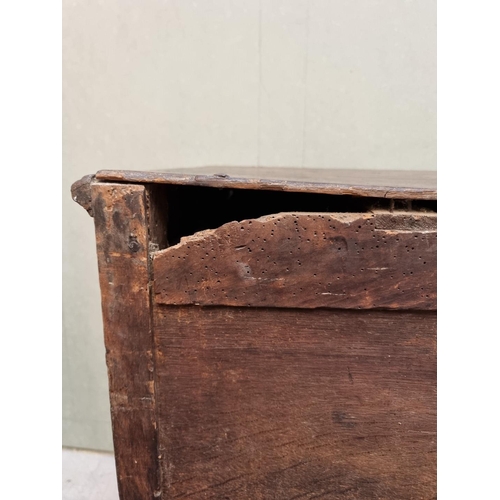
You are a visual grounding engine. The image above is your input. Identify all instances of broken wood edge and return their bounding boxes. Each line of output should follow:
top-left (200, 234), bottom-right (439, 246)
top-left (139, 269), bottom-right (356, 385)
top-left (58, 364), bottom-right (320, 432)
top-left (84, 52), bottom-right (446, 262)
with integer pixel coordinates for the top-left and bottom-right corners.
top-left (152, 211), bottom-right (437, 310)
top-left (153, 211), bottom-right (437, 258)
top-left (71, 174), bottom-right (96, 216)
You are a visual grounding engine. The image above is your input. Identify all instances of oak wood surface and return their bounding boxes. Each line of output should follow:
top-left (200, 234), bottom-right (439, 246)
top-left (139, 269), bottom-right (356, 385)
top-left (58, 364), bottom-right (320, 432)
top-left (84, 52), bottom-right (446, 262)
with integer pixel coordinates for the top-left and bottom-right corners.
top-left (92, 183), bottom-right (162, 500)
top-left (72, 172), bottom-right (438, 500)
top-left (154, 306), bottom-right (436, 499)
top-left (153, 212), bottom-right (436, 310)
top-left (95, 167), bottom-right (436, 200)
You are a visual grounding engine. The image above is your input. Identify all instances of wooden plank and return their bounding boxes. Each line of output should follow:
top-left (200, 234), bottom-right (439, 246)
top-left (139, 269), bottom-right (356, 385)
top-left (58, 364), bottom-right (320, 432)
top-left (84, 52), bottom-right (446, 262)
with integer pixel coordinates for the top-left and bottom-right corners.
top-left (95, 167), bottom-right (437, 200)
top-left (153, 211), bottom-right (437, 310)
top-left (153, 306), bottom-right (436, 499)
top-left (92, 183), bottom-right (162, 500)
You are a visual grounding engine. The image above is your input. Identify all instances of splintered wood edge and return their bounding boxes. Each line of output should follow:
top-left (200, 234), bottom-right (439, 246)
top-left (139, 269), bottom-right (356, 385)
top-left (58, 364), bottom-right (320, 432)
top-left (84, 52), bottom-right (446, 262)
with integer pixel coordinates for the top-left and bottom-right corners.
top-left (153, 211), bottom-right (437, 310)
top-left (158, 212), bottom-right (388, 250)
top-left (155, 211), bottom-right (437, 255)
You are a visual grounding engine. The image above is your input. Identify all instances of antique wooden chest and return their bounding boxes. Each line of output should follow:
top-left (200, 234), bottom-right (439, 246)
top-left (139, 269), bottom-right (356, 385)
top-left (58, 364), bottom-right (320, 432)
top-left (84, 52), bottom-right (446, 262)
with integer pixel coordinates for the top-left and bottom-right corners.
top-left (72, 167), bottom-right (437, 500)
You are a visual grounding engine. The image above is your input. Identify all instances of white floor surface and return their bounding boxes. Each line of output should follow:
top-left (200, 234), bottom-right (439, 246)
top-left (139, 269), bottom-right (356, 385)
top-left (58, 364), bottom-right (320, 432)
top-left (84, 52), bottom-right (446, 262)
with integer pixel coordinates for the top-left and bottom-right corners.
top-left (62, 448), bottom-right (119, 500)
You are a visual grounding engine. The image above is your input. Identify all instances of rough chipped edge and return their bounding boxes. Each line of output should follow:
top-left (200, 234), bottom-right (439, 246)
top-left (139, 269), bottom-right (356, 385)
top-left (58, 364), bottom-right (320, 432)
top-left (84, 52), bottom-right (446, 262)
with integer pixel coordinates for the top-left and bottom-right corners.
top-left (152, 211), bottom-right (436, 258)
top-left (71, 174), bottom-right (96, 216)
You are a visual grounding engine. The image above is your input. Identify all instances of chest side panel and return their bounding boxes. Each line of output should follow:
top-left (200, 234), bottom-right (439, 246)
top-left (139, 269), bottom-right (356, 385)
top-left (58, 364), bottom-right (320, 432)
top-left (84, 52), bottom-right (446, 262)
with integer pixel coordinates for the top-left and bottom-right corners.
top-left (153, 306), bottom-right (436, 499)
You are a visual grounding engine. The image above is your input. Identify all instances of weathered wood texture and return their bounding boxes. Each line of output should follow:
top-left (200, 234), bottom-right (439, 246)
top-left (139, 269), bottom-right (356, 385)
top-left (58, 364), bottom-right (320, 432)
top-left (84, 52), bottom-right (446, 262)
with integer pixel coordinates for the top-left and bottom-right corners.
top-left (72, 169), bottom-right (438, 500)
top-left (71, 174), bottom-right (95, 215)
top-left (154, 306), bottom-right (436, 500)
top-left (153, 212), bottom-right (437, 310)
top-left (92, 183), bottom-right (162, 500)
top-left (96, 167), bottom-right (437, 200)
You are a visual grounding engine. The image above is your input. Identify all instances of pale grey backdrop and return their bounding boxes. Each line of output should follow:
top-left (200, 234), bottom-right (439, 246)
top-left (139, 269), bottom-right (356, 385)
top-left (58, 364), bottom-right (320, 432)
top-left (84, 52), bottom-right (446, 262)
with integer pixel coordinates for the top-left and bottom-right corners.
top-left (63, 0), bottom-right (436, 451)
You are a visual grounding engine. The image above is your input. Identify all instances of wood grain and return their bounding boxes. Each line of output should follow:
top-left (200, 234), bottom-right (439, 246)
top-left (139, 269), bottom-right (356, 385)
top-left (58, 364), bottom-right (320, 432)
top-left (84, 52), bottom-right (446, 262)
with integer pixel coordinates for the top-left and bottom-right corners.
top-left (154, 306), bottom-right (436, 499)
top-left (95, 167), bottom-right (437, 200)
top-left (72, 171), bottom-right (438, 500)
top-left (92, 183), bottom-right (162, 500)
top-left (153, 212), bottom-right (437, 310)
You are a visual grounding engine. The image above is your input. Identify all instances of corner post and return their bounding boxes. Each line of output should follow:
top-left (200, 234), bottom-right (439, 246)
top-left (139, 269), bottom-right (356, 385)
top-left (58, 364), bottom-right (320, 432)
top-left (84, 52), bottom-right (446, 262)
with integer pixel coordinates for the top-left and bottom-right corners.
top-left (91, 182), bottom-right (162, 500)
